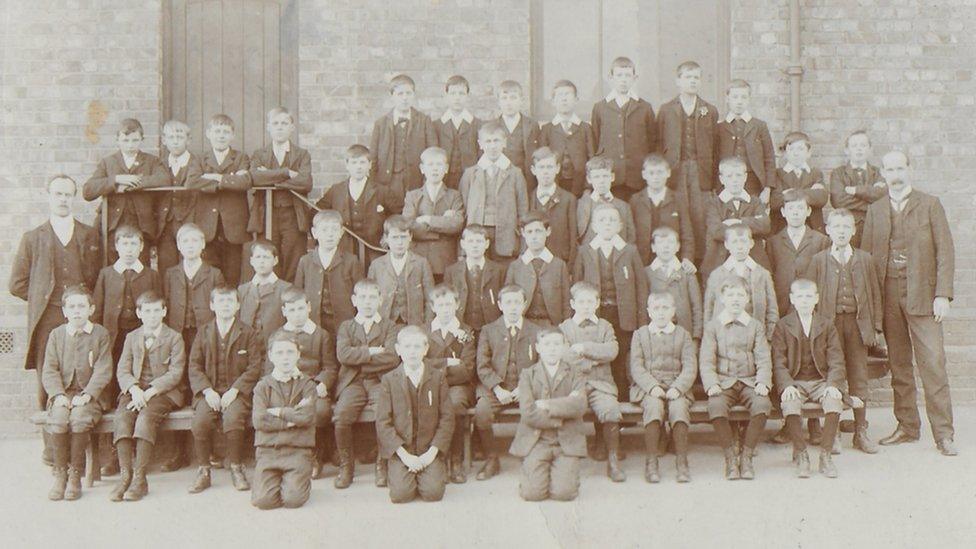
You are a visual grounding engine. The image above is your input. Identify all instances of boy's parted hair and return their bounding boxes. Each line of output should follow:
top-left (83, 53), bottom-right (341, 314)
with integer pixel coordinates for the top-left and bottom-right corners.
top-left (249, 238), bottom-right (279, 258)
top-left (267, 330), bottom-right (300, 351)
top-left (420, 146), bottom-right (448, 163)
top-left (844, 129), bottom-right (871, 148)
top-left (718, 155), bottom-right (747, 173)
top-left (163, 119), bottom-right (190, 135)
top-left (642, 153), bottom-right (670, 170)
top-left (498, 284), bottom-right (526, 301)
top-left (497, 80), bottom-right (523, 95)
top-left (519, 210), bottom-right (550, 230)
top-left (118, 118), bottom-right (144, 137)
top-left (719, 275), bottom-right (750, 296)
top-left (46, 174), bottom-right (78, 194)
top-left (535, 327), bottom-right (566, 344)
top-left (396, 324), bottom-right (429, 346)
top-left (551, 79), bottom-right (578, 97)
top-left (114, 224), bottom-right (144, 244)
top-left (478, 120), bottom-right (507, 139)
top-left (177, 222), bottom-right (205, 241)
top-left (725, 79), bottom-right (752, 94)
top-left (209, 113), bottom-right (235, 130)
top-left (428, 283), bottom-right (459, 303)
top-left (585, 155), bottom-right (614, 174)
top-left (676, 60), bottom-right (702, 76)
top-left (353, 278), bottom-right (381, 296)
top-left (209, 285), bottom-right (238, 301)
top-left (647, 291), bottom-right (677, 308)
top-left (383, 214), bottom-right (413, 235)
top-left (781, 131), bottom-right (811, 151)
top-left (781, 188), bottom-right (810, 206)
top-left (531, 146), bottom-right (558, 166)
top-left (790, 278), bottom-right (819, 294)
top-left (651, 226), bottom-right (679, 245)
top-left (724, 224), bottom-right (754, 242)
top-left (61, 285), bottom-right (93, 307)
top-left (591, 201), bottom-right (621, 221)
top-left (267, 106), bottom-right (294, 124)
top-left (445, 74), bottom-right (470, 93)
top-left (345, 144), bottom-right (370, 159)
top-left (136, 290), bottom-right (166, 308)
top-left (826, 207), bottom-right (856, 225)
top-left (280, 287), bottom-right (310, 306)
top-left (461, 224), bottom-right (490, 240)
top-left (312, 209), bottom-right (344, 228)
top-left (609, 56), bottom-right (636, 74)
top-left (389, 74), bottom-right (416, 93)
top-left (569, 281), bottom-right (600, 300)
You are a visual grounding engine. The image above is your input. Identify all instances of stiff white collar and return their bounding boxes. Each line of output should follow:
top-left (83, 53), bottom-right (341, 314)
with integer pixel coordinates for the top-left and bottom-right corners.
top-left (606, 89), bottom-right (640, 104)
top-left (725, 111), bottom-right (753, 123)
top-left (718, 189), bottom-right (751, 203)
top-left (503, 317), bottom-right (524, 331)
top-left (390, 253), bottom-right (409, 275)
top-left (646, 187), bottom-right (667, 205)
top-left (252, 272), bottom-right (279, 286)
top-left (536, 184), bottom-right (557, 204)
top-left (318, 247), bottom-right (337, 270)
top-left (722, 256), bottom-right (759, 275)
top-left (648, 322), bottom-right (676, 335)
top-left (393, 110), bottom-right (411, 124)
top-left (168, 151), bottom-right (190, 175)
top-left (49, 215), bottom-right (75, 246)
top-left (65, 321), bottom-right (95, 336)
top-left (679, 95), bottom-right (699, 116)
top-left (355, 313), bottom-right (383, 328)
top-left (589, 190), bottom-right (614, 203)
top-left (719, 310), bottom-right (753, 326)
top-left (182, 258), bottom-right (203, 279)
top-left (650, 256), bottom-right (682, 274)
top-left (440, 109), bottom-right (474, 127)
top-left (831, 244), bottom-right (853, 265)
top-left (348, 177), bottom-right (367, 201)
top-left (216, 317), bottom-right (235, 338)
top-left (552, 113), bottom-right (582, 126)
top-left (283, 319), bottom-right (317, 335)
top-left (477, 154), bottom-right (512, 171)
top-left (113, 259), bottom-right (145, 274)
top-left (501, 113), bottom-right (521, 133)
top-left (213, 147), bottom-right (230, 166)
top-left (798, 313), bottom-right (814, 337)
top-left (589, 234), bottom-right (627, 252)
top-left (425, 181), bottom-right (444, 203)
top-left (271, 368), bottom-right (303, 383)
top-left (431, 316), bottom-right (461, 335)
top-left (889, 185), bottom-right (913, 203)
top-left (404, 363), bottom-right (425, 387)
top-left (572, 313), bottom-right (600, 326)
top-left (782, 162), bottom-right (811, 175)
top-left (466, 256), bottom-right (485, 271)
top-left (520, 248), bottom-right (554, 265)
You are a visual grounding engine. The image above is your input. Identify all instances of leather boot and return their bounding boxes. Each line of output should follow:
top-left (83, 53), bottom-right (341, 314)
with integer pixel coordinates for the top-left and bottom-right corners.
top-left (110, 468), bottom-right (132, 502)
top-left (853, 422), bottom-right (879, 454)
top-left (230, 463), bottom-right (250, 491)
top-left (374, 458), bottom-right (388, 488)
top-left (643, 456), bottom-right (660, 483)
top-left (739, 447), bottom-right (756, 480)
top-left (675, 454), bottom-right (690, 483)
top-left (794, 448), bottom-right (811, 479)
top-left (808, 418), bottom-right (823, 446)
top-left (48, 467), bottom-right (68, 501)
top-left (819, 449), bottom-right (838, 478)
top-left (605, 423), bottom-right (626, 482)
top-left (449, 450), bottom-right (467, 484)
top-left (188, 466), bottom-right (211, 494)
top-left (476, 456), bottom-right (500, 481)
top-left (590, 424), bottom-right (608, 461)
top-left (101, 441), bottom-right (120, 477)
top-left (64, 467), bottom-right (83, 500)
top-left (723, 447), bottom-right (739, 480)
top-left (334, 449), bottom-right (354, 489)
top-left (123, 468), bottom-right (149, 501)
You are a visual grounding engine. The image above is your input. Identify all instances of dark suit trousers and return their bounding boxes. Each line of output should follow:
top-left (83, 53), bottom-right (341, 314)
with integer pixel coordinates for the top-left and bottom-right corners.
top-left (675, 160), bottom-right (708, 264)
top-left (883, 277), bottom-right (953, 441)
top-left (835, 313), bottom-right (869, 399)
top-left (333, 376), bottom-right (382, 427)
top-left (252, 446), bottom-right (313, 510)
top-left (32, 303), bottom-right (66, 409)
top-left (270, 206), bottom-right (306, 282)
top-left (113, 393), bottom-right (178, 444)
top-left (156, 220), bottom-right (181, 276)
top-left (388, 455), bottom-right (447, 503)
top-left (202, 222), bottom-right (243, 286)
top-left (599, 305), bottom-right (632, 401)
top-left (520, 438), bottom-right (580, 502)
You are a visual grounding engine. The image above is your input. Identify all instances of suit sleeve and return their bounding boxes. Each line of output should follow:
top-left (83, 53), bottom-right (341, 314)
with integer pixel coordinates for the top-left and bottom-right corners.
top-left (83, 330), bottom-right (114, 400)
top-left (251, 382), bottom-right (290, 432)
top-left (514, 171), bottom-right (529, 222)
top-left (431, 375), bottom-right (455, 453)
top-left (559, 262), bottom-right (572, 321)
top-left (676, 190), bottom-right (696, 262)
top-left (187, 329), bottom-right (211, 396)
top-left (759, 124), bottom-right (777, 189)
top-left (292, 256), bottom-right (306, 291)
top-left (645, 104), bottom-right (658, 154)
top-left (930, 198), bottom-right (955, 300)
top-left (763, 273), bottom-right (780, 341)
top-left (771, 323), bottom-right (794, 393)
top-left (864, 259), bottom-right (883, 333)
top-left (275, 149), bottom-right (313, 194)
top-left (622, 206), bottom-right (637, 244)
top-left (633, 252), bottom-right (650, 325)
top-left (566, 196), bottom-right (579, 265)
top-left (688, 275), bottom-right (704, 339)
top-left (336, 323), bottom-right (372, 366)
top-left (92, 271), bottom-right (107, 324)
top-left (318, 331), bottom-right (339, 388)
top-left (740, 204), bottom-right (771, 238)
top-left (149, 334), bottom-right (186, 395)
top-left (8, 232), bottom-right (32, 301)
top-left (41, 334), bottom-right (65, 398)
top-left (278, 380), bottom-right (316, 426)
top-left (117, 334), bottom-right (137, 393)
top-left (674, 330), bottom-right (698, 395)
top-left (699, 323), bottom-right (719, 389)
top-left (141, 155), bottom-right (170, 189)
top-left (754, 324), bottom-right (773, 388)
top-left (476, 329), bottom-right (503, 389)
top-left (582, 323), bottom-right (618, 363)
top-left (374, 376), bottom-right (405, 459)
top-left (368, 120), bottom-right (381, 181)
top-left (359, 324), bottom-right (400, 376)
top-left (806, 170), bottom-right (829, 208)
top-left (218, 153), bottom-right (253, 191)
top-left (705, 196), bottom-right (727, 242)
top-left (232, 330), bottom-right (265, 395)
top-left (590, 104), bottom-right (602, 151)
top-left (702, 276), bottom-right (716, 324)
top-left (629, 330), bottom-right (662, 393)
top-left (426, 193), bottom-right (465, 234)
top-left (545, 369), bottom-right (588, 419)
top-left (82, 158), bottom-right (115, 200)
top-left (518, 369), bottom-right (561, 429)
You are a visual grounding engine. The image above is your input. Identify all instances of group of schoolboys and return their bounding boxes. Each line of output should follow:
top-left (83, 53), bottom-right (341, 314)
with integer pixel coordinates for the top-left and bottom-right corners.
top-left (24, 55), bottom-right (957, 508)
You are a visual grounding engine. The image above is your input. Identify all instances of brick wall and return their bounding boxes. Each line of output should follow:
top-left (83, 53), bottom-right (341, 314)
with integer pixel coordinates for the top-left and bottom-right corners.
top-left (0, 0), bottom-right (164, 434)
top-left (732, 0), bottom-right (976, 404)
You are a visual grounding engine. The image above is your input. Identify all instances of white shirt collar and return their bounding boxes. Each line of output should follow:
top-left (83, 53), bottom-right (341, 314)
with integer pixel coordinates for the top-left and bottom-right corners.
top-left (425, 181), bottom-right (444, 203)
top-left (273, 140), bottom-right (290, 164)
top-left (782, 162), bottom-right (811, 175)
top-left (650, 256), bottom-right (682, 274)
top-left (831, 244), bottom-right (853, 264)
top-left (572, 313), bottom-right (600, 326)
top-left (477, 153), bottom-right (511, 171)
top-left (501, 113), bottom-right (521, 133)
top-left (520, 248), bottom-right (554, 265)
top-left (431, 316), bottom-right (461, 335)
top-left (589, 190), bottom-right (614, 203)
top-left (786, 225), bottom-right (806, 246)
top-left (646, 187), bottom-right (667, 205)
top-left (393, 110), bottom-right (412, 124)
top-left (404, 363), bottom-right (425, 386)
top-left (216, 317), bottom-right (235, 338)
top-left (348, 178), bottom-right (367, 201)
top-left (252, 271), bottom-right (279, 286)
top-left (113, 259), bottom-right (145, 274)
top-left (543, 361), bottom-right (561, 379)
top-left (503, 317), bottom-right (524, 331)
top-left (722, 255), bottom-right (759, 275)
top-left (49, 215), bottom-right (75, 246)
top-left (168, 151), bottom-right (190, 175)
top-left (65, 321), bottom-right (95, 337)
top-left (536, 184), bottom-right (557, 204)
top-left (797, 313), bottom-right (814, 337)
top-left (849, 161), bottom-right (868, 170)
top-left (725, 111), bottom-right (753, 123)
top-left (552, 113), bottom-right (582, 127)
top-left (719, 310), bottom-right (753, 326)
top-left (143, 324), bottom-right (163, 340)
top-left (390, 253), bottom-right (409, 274)
top-left (606, 89), bottom-right (640, 104)
top-left (213, 147), bottom-right (230, 165)
top-left (718, 188), bottom-right (751, 203)
top-left (318, 247), bottom-right (337, 269)
top-left (889, 185), bottom-right (913, 203)
top-left (284, 319), bottom-right (317, 335)
top-left (679, 94), bottom-right (698, 115)
top-left (183, 258), bottom-right (203, 279)
top-left (441, 109), bottom-right (474, 127)
top-left (466, 256), bottom-right (485, 271)
top-left (355, 313), bottom-right (382, 328)
top-left (122, 153), bottom-right (138, 170)
top-left (589, 234), bottom-right (627, 253)
top-left (271, 368), bottom-right (303, 383)
top-left (648, 322), bottom-right (676, 335)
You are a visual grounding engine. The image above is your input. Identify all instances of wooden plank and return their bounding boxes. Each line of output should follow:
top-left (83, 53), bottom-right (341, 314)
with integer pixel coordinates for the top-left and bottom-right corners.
top-left (279, 0), bottom-right (299, 133)
top-left (168, 0), bottom-right (188, 127)
top-left (262, 1), bottom-right (281, 150)
top-left (221, 0), bottom-right (245, 152)
top-left (201, 0), bottom-right (223, 129)
top-left (185, 0), bottom-right (205, 154)
top-left (242, 0), bottom-right (266, 154)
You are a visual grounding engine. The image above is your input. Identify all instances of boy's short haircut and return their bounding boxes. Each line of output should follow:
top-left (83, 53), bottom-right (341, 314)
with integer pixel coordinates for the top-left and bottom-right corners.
top-left (569, 281), bottom-right (600, 300)
top-left (267, 330), bottom-right (299, 351)
top-left (592, 201), bottom-right (621, 221)
top-left (651, 226), bottom-right (679, 245)
top-left (551, 79), bottom-right (578, 96)
top-left (389, 74), bottom-right (416, 93)
top-left (312, 209), bottom-right (344, 228)
top-left (676, 60), bottom-right (702, 76)
top-left (647, 291), bottom-right (676, 308)
top-left (345, 144), bottom-right (370, 159)
top-left (280, 287), bottom-right (309, 306)
top-left (531, 147), bottom-right (558, 166)
top-left (725, 79), bottom-right (752, 94)
top-left (724, 224), bottom-right (754, 241)
top-left (383, 215), bottom-right (412, 235)
top-left (826, 208), bottom-right (856, 225)
top-left (790, 278), bottom-right (819, 294)
top-left (535, 327), bottom-right (565, 343)
top-left (396, 324), bottom-right (429, 345)
top-left (177, 222), bottom-right (205, 241)
top-left (844, 129), bottom-right (871, 148)
top-left (420, 147), bottom-right (448, 163)
top-left (461, 224), bottom-right (490, 240)
top-left (46, 174), bottom-right (78, 194)
top-left (781, 188), bottom-right (810, 205)
top-left (163, 119), bottom-right (190, 135)
top-left (478, 121), bottom-right (507, 139)
top-left (718, 156), bottom-right (747, 173)
top-left (428, 283), bottom-right (459, 302)
top-left (719, 276), bottom-right (750, 295)
top-left (114, 224), bottom-right (144, 244)
top-left (118, 118), bottom-right (144, 137)
top-left (609, 56), bottom-right (636, 74)
top-left (136, 290), bottom-right (165, 308)
top-left (497, 80), bottom-right (523, 95)
top-left (781, 131), bottom-right (811, 151)
top-left (250, 238), bottom-right (279, 258)
top-left (267, 106), bottom-right (293, 123)
top-left (61, 285), bottom-right (93, 307)
top-left (210, 285), bottom-right (238, 301)
top-left (445, 75), bottom-right (470, 93)
top-left (209, 113), bottom-right (235, 130)
top-left (519, 211), bottom-right (550, 230)
top-left (353, 278), bottom-right (381, 296)
top-left (642, 153), bottom-right (670, 170)
top-left (585, 155), bottom-right (614, 174)
top-left (498, 284), bottom-right (526, 301)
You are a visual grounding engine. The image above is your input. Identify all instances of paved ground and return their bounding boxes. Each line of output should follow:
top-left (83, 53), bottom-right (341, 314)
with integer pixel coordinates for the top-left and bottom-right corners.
top-left (1, 409), bottom-right (974, 549)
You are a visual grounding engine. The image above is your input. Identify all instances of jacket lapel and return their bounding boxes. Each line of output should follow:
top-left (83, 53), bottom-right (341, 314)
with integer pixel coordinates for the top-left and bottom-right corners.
top-left (550, 363), bottom-right (569, 394)
top-left (578, 198), bottom-right (592, 237)
top-left (742, 119), bottom-right (759, 140)
top-left (133, 329), bottom-right (147, 380)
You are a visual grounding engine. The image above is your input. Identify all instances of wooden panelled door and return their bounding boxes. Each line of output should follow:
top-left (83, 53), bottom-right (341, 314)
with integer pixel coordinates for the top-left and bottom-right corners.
top-left (530, 0), bottom-right (731, 120)
top-left (162, 0), bottom-right (299, 155)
